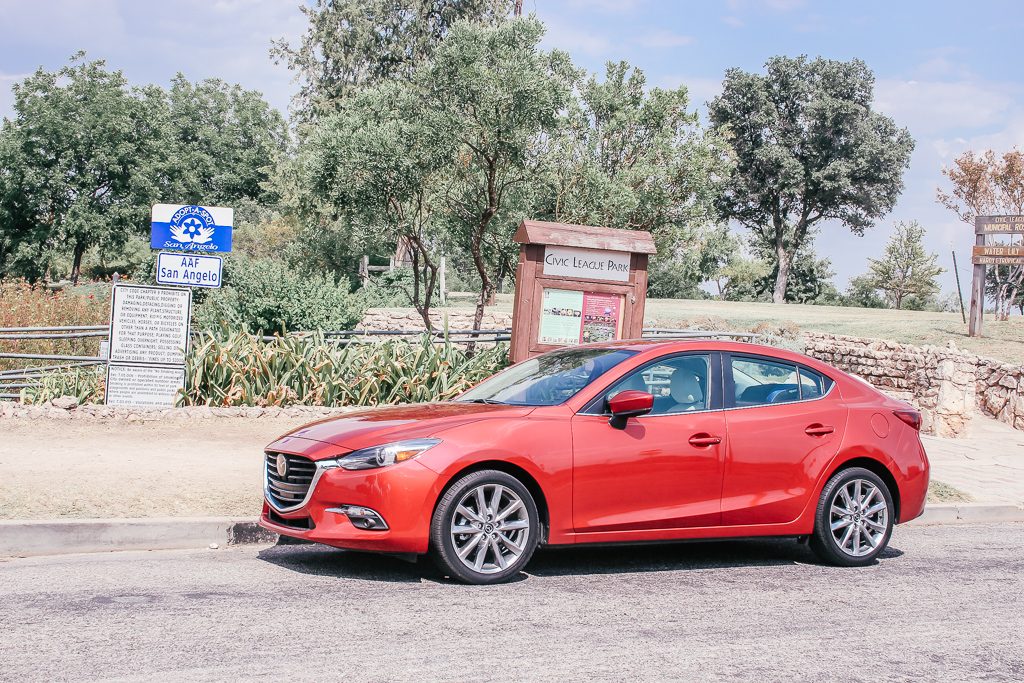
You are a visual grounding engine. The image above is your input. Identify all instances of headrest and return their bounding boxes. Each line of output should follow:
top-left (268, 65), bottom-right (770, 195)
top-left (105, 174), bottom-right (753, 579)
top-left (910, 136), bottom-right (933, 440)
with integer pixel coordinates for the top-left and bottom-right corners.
top-left (670, 370), bottom-right (703, 405)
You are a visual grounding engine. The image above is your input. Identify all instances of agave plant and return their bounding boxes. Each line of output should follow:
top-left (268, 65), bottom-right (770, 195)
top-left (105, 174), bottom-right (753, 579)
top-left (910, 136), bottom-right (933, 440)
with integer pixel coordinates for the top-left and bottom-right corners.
top-left (182, 330), bottom-right (508, 408)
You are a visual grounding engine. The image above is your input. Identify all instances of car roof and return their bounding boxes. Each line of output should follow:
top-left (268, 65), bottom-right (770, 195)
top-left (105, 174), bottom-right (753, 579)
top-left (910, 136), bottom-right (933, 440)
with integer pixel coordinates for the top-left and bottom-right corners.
top-left (580, 337), bottom-right (823, 368)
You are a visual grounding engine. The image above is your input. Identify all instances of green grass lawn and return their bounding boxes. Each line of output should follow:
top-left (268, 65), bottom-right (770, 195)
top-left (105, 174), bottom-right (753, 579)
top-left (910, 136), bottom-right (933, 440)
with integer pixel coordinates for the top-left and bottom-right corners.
top-left (444, 293), bottom-right (1024, 365)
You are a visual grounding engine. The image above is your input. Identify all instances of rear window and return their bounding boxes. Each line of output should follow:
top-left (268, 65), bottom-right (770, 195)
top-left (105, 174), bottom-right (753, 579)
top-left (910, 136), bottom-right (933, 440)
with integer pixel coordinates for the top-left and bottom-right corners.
top-left (799, 367), bottom-right (834, 399)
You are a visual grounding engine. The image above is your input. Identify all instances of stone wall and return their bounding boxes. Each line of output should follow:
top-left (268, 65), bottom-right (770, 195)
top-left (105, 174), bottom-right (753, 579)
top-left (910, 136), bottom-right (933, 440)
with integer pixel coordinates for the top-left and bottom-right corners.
top-left (359, 308), bottom-right (512, 332)
top-left (803, 332), bottom-right (1024, 438)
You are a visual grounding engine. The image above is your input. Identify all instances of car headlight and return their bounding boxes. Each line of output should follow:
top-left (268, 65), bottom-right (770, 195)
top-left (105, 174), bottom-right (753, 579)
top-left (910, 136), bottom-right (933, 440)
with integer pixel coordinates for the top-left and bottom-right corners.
top-left (322, 438), bottom-right (440, 471)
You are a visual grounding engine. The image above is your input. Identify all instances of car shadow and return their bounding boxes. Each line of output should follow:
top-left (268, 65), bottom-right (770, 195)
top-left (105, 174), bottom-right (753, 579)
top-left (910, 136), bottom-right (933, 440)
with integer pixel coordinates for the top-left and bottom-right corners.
top-left (257, 537), bottom-right (904, 584)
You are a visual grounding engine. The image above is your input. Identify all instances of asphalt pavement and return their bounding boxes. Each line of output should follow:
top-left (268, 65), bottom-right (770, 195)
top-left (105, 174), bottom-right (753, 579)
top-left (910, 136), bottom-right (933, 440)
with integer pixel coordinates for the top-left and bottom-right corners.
top-left (2, 523), bottom-right (1022, 682)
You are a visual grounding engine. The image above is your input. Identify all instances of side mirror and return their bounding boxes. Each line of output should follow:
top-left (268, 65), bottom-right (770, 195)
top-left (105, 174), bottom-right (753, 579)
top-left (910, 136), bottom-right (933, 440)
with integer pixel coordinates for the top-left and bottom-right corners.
top-left (607, 390), bottom-right (654, 429)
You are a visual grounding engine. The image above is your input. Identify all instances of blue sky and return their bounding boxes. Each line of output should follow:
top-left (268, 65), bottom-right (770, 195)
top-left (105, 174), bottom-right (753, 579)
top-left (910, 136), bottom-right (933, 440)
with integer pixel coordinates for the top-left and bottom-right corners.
top-left (3, 0), bottom-right (1023, 295)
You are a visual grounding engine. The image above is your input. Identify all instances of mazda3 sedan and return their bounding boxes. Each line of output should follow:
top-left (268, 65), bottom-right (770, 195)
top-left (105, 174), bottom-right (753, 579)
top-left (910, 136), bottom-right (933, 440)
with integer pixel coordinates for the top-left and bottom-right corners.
top-left (259, 340), bottom-right (929, 584)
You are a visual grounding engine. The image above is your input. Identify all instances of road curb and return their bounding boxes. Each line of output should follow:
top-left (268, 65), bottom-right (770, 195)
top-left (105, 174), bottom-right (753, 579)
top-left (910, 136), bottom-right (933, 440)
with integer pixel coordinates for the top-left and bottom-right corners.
top-left (0, 517), bottom-right (277, 559)
top-left (2, 505), bottom-right (1021, 559)
top-left (908, 503), bottom-right (1024, 526)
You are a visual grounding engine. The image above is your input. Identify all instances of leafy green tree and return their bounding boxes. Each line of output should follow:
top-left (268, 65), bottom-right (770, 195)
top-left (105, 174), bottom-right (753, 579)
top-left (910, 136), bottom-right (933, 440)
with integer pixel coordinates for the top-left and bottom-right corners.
top-left (431, 18), bottom-right (575, 328)
top-left (709, 56), bottom-right (914, 304)
top-left (306, 79), bottom-right (451, 328)
top-left (271, 0), bottom-right (511, 122)
top-left (539, 61), bottom-right (734, 299)
top-left (844, 274), bottom-right (887, 308)
top-left (0, 54), bottom-right (164, 282)
top-left (867, 220), bottom-right (943, 309)
top-left (163, 75), bottom-right (288, 206)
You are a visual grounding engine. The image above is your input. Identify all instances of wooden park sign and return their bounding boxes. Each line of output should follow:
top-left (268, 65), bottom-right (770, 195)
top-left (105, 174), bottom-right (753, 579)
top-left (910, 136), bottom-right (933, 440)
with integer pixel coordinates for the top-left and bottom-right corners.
top-left (508, 220), bottom-right (656, 363)
top-left (969, 215), bottom-right (1024, 336)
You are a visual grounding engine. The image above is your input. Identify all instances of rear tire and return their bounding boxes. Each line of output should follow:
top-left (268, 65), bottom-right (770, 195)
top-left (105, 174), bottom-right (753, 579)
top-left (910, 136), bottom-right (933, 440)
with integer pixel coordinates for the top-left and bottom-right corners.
top-left (810, 467), bottom-right (894, 567)
top-left (429, 470), bottom-right (540, 584)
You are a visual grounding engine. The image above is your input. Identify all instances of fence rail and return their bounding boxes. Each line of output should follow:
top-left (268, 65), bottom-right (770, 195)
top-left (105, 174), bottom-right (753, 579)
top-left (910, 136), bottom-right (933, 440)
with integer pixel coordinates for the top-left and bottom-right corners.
top-left (0, 323), bottom-right (761, 401)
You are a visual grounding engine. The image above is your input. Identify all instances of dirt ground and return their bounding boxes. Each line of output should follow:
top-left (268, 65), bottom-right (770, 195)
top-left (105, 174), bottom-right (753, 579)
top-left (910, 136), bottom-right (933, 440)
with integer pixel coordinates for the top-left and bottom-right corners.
top-left (2, 412), bottom-right (1008, 520)
top-left (0, 418), bottom-right (299, 519)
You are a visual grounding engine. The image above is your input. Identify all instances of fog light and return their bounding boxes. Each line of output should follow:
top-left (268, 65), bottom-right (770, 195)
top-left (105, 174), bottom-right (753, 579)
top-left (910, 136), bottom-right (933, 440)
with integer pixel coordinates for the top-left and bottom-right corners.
top-left (327, 505), bottom-right (389, 530)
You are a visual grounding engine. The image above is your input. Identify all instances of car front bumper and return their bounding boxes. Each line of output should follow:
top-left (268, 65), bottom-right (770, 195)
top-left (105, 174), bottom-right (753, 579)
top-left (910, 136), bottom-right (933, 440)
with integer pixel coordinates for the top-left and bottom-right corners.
top-left (259, 458), bottom-right (442, 554)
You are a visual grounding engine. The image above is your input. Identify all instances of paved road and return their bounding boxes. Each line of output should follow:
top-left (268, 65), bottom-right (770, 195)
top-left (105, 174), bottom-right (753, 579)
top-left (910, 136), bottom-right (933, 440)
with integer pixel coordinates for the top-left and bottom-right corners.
top-left (2, 524), bottom-right (1022, 682)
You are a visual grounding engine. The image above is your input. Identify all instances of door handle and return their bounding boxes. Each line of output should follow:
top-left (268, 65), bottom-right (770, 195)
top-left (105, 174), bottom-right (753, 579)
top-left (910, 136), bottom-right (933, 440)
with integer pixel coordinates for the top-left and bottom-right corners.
top-left (688, 433), bottom-right (722, 447)
top-left (805, 424), bottom-right (834, 437)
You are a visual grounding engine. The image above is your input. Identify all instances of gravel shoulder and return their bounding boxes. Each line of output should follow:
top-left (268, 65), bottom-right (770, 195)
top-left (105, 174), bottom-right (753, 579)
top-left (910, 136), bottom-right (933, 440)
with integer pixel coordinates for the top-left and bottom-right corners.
top-left (0, 418), bottom-right (296, 519)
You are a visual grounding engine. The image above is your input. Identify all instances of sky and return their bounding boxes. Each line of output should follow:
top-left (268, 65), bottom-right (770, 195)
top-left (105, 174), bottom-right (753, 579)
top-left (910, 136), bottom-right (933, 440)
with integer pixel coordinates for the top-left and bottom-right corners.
top-left (2, 0), bottom-right (1024, 295)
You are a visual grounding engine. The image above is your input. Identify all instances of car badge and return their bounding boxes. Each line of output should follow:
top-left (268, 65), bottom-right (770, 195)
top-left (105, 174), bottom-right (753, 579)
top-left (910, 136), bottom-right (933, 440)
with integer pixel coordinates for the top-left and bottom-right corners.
top-left (276, 454), bottom-right (288, 478)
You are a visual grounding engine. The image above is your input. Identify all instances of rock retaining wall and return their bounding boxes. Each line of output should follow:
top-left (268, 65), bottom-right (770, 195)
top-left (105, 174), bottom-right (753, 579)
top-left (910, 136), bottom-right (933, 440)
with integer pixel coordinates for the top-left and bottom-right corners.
top-left (803, 332), bottom-right (1024, 437)
top-left (359, 308), bottom-right (512, 332)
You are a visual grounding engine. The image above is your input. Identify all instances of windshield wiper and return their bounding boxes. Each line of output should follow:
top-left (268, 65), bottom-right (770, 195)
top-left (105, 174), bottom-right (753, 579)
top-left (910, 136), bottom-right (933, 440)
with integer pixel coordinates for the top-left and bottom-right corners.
top-left (464, 398), bottom-right (507, 405)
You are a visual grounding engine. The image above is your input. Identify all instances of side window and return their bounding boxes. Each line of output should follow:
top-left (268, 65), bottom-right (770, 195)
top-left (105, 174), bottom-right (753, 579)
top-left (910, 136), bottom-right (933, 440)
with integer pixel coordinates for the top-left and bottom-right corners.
top-left (799, 367), bottom-right (834, 399)
top-left (732, 357), bottom-right (800, 407)
top-left (602, 355), bottom-right (711, 415)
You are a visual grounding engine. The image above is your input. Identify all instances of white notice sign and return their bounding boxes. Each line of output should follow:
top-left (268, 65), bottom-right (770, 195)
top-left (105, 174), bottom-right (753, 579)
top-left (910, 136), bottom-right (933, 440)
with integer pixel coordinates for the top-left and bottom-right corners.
top-left (108, 285), bottom-right (191, 366)
top-left (156, 252), bottom-right (223, 288)
top-left (105, 364), bottom-right (186, 407)
top-left (542, 245), bottom-right (630, 283)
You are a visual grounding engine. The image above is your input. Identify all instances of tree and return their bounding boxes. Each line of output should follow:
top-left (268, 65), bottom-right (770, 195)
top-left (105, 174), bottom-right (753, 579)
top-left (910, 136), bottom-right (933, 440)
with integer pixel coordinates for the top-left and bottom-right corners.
top-left (414, 17), bottom-right (575, 330)
top-left (0, 54), bottom-right (164, 283)
top-left (163, 75), bottom-right (288, 206)
top-left (539, 61), bottom-right (734, 299)
top-left (709, 56), bottom-right (914, 304)
top-left (866, 220), bottom-right (943, 309)
top-left (844, 274), bottom-right (887, 308)
top-left (937, 148), bottom-right (1024, 320)
top-left (271, 0), bottom-right (510, 122)
top-left (306, 80), bottom-right (450, 328)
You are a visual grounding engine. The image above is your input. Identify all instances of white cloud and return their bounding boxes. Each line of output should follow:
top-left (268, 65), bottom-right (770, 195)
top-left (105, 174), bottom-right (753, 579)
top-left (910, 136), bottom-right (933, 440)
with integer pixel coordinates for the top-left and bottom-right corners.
top-left (874, 78), bottom-right (1019, 137)
top-left (656, 75), bottom-right (722, 109)
top-left (541, 20), bottom-right (612, 58)
top-left (639, 30), bottom-right (693, 48)
top-left (563, 0), bottom-right (644, 13)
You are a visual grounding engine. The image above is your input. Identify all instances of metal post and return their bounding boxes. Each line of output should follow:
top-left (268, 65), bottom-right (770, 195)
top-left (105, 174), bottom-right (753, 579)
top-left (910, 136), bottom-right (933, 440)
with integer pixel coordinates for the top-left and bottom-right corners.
top-left (952, 249), bottom-right (966, 324)
top-left (359, 255), bottom-right (369, 284)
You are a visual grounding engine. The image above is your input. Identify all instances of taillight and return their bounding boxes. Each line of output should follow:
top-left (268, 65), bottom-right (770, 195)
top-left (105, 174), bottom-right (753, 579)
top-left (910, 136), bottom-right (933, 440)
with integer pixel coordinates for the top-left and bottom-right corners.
top-left (893, 409), bottom-right (922, 432)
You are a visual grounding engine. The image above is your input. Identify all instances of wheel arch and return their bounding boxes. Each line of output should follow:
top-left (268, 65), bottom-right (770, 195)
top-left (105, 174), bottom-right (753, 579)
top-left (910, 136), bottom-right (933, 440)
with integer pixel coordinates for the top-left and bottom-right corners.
top-left (826, 456), bottom-right (902, 522)
top-left (432, 460), bottom-right (551, 545)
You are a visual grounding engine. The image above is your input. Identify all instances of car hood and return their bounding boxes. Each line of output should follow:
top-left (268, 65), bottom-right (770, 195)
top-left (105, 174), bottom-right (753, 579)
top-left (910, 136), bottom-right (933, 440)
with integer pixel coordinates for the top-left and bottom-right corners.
top-left (271, 402), bottom-right (535, 455)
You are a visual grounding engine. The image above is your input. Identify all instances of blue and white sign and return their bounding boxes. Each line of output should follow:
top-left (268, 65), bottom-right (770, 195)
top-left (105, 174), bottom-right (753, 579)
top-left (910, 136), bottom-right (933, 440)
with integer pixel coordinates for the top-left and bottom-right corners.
top-left (156, 252), bottom-right (223, 288)
top-left (151, 203), bottom-right (233, 252)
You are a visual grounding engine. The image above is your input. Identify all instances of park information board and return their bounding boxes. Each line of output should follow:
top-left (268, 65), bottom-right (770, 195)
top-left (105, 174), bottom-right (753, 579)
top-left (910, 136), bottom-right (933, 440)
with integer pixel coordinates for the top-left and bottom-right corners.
top-left (105, 284), bottom-right (192, 407)
top-left (538, 288), bottom-right (624, 346)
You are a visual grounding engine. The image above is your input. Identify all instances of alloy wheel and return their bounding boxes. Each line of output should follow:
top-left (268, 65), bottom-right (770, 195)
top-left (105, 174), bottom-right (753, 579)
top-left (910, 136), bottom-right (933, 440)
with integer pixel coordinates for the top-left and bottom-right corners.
top-left (829, 478), bottom-right (889, 557)
top-left (450, 483), bottom-right (531, 575)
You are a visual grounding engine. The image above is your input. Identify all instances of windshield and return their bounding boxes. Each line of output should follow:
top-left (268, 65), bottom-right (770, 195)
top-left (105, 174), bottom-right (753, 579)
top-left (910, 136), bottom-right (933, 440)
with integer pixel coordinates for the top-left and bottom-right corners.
top-left (457, 347), bottom-right (637, 407)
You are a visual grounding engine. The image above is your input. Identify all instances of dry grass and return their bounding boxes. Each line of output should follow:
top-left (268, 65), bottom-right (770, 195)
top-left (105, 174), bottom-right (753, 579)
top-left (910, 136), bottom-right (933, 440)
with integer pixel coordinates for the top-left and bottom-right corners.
top-left (453, 294), bottom-right (1024, 365)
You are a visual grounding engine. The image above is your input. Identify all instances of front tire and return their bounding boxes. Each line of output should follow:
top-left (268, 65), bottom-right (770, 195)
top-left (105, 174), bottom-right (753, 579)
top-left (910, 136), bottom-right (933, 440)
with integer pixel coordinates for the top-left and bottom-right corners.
top-left (810, 467), bottom-right (895, 567)
top-left (429, 470), bottom-right (540, 584)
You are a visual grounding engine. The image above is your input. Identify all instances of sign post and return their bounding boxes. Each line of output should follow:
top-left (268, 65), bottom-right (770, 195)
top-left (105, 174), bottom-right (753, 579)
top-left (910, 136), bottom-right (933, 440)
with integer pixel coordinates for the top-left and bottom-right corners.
top-left (508, 220), bottom-right (656, 363)
top-left (969, 215), bottom-right (1024, 337)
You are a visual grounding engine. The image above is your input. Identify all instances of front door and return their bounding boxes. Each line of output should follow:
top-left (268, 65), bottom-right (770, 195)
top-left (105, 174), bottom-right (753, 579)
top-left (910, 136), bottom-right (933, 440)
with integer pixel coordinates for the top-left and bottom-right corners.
top-left (571, 353), bottom-right (726, 533)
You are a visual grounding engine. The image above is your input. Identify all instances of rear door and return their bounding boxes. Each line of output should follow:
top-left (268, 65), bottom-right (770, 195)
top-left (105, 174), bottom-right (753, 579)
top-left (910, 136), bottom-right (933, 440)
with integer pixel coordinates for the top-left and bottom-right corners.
top-left (720, 353), bottom-right (848, 526)
top-left (571, 352), bottom-right (727, 532)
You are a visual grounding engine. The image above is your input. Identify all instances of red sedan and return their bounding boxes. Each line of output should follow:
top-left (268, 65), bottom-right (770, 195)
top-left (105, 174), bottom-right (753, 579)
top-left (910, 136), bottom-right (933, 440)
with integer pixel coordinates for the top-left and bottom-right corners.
top-left (259, 340), bottom-right (929, 584)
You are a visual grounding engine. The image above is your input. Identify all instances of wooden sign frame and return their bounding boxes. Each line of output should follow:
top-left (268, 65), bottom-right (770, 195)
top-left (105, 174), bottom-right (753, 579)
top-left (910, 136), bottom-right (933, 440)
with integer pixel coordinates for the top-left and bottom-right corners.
top-left (969, 216), bottom-right (1024, 336)
top-left (509, 221), bottom-right (656, 363)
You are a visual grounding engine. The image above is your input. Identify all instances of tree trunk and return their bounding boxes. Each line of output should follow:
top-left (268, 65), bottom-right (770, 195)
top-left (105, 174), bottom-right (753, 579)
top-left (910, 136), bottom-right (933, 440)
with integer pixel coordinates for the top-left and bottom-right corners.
top-left (772, 245), bottom-right (790, 304)
top-left (70, 241), bottom-right (86, 285)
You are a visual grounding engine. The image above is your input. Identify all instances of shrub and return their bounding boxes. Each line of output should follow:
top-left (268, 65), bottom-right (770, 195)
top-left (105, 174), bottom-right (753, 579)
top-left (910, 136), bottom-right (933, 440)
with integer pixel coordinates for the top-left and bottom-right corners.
top-left (19, 366), bottom-right (104, 404)
top-left (0, 279), bottom-right (110, 370)
top-left (194, 257), bottom-right (364, 333)
top-left (182, 330), bottom-right (508, 407)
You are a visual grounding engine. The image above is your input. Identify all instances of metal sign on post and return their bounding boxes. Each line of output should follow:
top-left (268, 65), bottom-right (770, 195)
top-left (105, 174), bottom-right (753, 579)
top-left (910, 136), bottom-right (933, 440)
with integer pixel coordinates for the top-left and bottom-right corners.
top-left (969, 215), bottom-right (1024, 337)
top-left (151, 204), bottom-right (233, 252)
top-left (156, 252), bottom-right (223, 288)
top-left (105, 284), bottom-right (192, 407)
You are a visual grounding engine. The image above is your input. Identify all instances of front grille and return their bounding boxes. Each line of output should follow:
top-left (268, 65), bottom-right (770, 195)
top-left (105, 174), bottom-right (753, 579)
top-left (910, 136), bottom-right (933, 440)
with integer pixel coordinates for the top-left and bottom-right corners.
top-left (267, 508), bottom-right (315, 530)
top-left (265, 452), bottom-right (317, 510)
